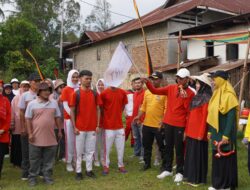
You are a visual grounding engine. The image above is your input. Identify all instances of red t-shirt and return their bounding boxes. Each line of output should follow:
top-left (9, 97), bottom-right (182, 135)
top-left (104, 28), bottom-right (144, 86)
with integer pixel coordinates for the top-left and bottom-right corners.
top-left (132, 89), bottom-right (145, 121)
top-left (146, 82), bottom-right (195, 127)
top-left (61, 86), bottom-right (75, 119)
top-left (100, 88), bottom-right (128, 130)
top-left (69, 88), bottom-right (102, 131)
top-left (0, 96), bottom-right (11, 143)
top-left (185, 103), bottom-right (208, 141)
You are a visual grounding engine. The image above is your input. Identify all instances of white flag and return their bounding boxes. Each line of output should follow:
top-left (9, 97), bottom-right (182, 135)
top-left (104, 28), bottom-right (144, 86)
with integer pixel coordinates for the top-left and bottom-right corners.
top-left (104, 42), bottom-right (133, 87)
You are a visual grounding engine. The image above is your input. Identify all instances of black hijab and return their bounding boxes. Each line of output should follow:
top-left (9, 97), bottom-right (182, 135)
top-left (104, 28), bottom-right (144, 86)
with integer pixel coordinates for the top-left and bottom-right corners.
top-left (3, 84), bottom-right (15, 103)
top-left (190, 80), bottom-right (212, 110)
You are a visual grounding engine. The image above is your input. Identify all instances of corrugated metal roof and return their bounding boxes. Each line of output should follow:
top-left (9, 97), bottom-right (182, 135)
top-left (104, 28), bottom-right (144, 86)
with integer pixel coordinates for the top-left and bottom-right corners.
top-left (154, 56), bottom-right (219, 72)
top-left (80, 0), bottom-right (250, 44)
top-left (201, 59), bottom-right (250, 73)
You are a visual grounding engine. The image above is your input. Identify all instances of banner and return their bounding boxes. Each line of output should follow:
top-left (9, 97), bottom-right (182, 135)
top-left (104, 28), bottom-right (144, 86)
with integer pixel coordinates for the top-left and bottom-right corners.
top-left (104, 42), bottom-right (132, 87)
top-left (184, 31), bottom-right (249, 44)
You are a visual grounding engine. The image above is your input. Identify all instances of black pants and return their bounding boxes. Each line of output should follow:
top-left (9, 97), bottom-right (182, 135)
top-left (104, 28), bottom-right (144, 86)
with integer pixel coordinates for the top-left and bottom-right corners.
top-left (163, 123), bottom-right (185, 174)
top-left (142, 125), bottom-right (165, 167)
top-left (0, 143), bottom-right (9, 178)
top-left (54, 129), bottom-right (65, 160)
top-left (10, 134), bottom-right (22, 167)
top-left (248, 142), bottom-right (250, 175)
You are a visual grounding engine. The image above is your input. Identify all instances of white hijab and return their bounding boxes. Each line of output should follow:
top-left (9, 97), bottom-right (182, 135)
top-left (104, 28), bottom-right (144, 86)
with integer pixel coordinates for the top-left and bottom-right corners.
top-left (96, 78), bottom-right (106, 94)
top-left (67, 69), bottom-right (79, 89)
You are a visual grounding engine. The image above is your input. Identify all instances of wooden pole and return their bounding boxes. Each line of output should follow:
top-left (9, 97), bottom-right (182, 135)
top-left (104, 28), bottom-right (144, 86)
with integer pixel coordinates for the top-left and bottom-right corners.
top-left (177, 31), bottom-right (182, 70)
top-left (239, 30), bottom-right (250, 106)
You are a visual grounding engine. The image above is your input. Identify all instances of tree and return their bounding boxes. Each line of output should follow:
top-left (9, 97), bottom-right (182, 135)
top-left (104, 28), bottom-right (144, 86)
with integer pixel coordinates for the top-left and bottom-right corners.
top-left (0, 17), bottom-right (43, 70)
top-left (4, 50), bottom-right (34, 81)
top-left (85, 0), bottom-right (114, 32)
top-left (13, 0), bottom-right (81, 59)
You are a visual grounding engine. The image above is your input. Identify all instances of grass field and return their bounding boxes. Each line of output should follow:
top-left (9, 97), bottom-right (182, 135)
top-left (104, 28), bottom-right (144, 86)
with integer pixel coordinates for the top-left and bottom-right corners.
top-left (1, 136), bottom-right (249, 190)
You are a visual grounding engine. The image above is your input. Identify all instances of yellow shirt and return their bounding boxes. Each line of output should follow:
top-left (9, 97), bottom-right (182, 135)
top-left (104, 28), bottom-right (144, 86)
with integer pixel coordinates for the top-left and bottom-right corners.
top-left (140, 90), bottom-right (166, 128)
top-left (245, 114), bottom-right (250, 141)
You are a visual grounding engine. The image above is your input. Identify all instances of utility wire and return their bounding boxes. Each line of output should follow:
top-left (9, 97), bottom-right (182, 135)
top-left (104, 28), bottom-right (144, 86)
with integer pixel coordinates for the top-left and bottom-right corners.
top-left (79, 0), bottom-right (135, 19)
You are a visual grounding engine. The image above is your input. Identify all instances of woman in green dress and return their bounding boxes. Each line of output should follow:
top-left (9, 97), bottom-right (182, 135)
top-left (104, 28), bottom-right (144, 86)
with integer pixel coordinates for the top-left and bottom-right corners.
top-left (207, 70), bottom-right (238, 190)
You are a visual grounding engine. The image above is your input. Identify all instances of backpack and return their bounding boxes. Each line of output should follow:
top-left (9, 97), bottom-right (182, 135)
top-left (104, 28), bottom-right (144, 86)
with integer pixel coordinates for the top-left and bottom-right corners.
top-left (75, 88), bottom-right (97, 120)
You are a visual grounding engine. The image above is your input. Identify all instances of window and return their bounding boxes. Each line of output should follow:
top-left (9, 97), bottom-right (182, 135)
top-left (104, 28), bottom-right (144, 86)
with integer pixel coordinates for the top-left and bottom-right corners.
top-left (226, 44), bottom-right (238, 61)
top-left (206, 42), bottom-right (214, 57)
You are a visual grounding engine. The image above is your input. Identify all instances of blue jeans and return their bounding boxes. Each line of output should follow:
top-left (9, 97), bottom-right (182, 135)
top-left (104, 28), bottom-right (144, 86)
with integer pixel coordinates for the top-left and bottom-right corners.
top-left (132, 123), bottom-right (143, 157)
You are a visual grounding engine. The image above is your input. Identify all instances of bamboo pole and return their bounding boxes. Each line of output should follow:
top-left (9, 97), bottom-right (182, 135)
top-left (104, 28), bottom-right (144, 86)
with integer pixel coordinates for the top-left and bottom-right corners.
top-left (177, 31), bottom-right (182, 70)
top-left (238, 30), bottom-right (250, 106)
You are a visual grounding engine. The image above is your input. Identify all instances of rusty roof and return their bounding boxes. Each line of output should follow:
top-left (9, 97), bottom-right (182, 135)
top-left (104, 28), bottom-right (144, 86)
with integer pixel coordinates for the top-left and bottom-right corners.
top-left (201, 59), bottom-right (250, 73)
top-left (76, 0), bottom-right (250, 44)
top-left (154, 56), bottom-right (219, 72)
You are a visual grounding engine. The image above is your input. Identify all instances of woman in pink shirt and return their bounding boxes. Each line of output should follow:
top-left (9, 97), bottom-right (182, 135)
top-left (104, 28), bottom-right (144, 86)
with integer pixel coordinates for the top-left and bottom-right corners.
top-left (10, 81), bottom-right (30, 167)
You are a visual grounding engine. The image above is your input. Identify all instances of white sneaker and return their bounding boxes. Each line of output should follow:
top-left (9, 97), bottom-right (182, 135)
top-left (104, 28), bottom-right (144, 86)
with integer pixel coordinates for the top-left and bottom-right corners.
top-left (157, 171), bottom-right (173, 179)
top-left (66, 163), bottom-right (74, 172)
top-left (208, 187), bottom-right (216, 190)
top-left (94, 161), bottom-right (100, 167)
top-left (153, 159), bottom-right (160, 166)
top-left (174, 173), bottom-right (183, 183)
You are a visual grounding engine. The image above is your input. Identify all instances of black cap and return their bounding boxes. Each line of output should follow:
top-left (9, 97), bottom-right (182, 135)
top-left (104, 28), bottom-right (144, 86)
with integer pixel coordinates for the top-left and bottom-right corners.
top-left (28, 73), bottom-right (41, 81)
top-left (149, 71), bottom-right (163, 79)
top-left (210, 70), bottom-right (228, 80)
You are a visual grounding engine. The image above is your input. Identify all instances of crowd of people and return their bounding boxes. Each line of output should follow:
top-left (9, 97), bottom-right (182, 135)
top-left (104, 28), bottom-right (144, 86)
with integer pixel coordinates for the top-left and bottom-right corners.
top-left (0, 68), bottom-right (249, 190)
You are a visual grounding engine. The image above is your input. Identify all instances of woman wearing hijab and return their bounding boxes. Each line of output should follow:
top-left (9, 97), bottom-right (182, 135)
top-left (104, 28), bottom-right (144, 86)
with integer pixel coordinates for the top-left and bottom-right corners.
top-left (60, 70), bottom-right (79, 172)
top-left (0, 85), bottom-right (11, 180)
top-left (3, 83), bottom-right (15, 103)
top-left (207, 70), bottom-right (238, 190)
top-left (184, 73), bottom-right (212, 187)
top-left (93, 79), bottom-right (106, 167)
top-left (10, 81), bottom-right (30, 168)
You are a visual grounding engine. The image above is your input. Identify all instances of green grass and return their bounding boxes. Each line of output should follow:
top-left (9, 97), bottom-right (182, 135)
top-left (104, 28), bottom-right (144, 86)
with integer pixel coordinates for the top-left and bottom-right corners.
top-left (1, 139), bottom-right (249, 190)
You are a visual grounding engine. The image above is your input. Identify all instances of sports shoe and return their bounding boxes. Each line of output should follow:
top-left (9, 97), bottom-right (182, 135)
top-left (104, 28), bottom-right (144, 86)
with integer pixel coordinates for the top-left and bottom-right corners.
top-left (75, 173), bottom-right (83, 181)
top-left (118, 167), bottom-right (128, 174)
top-left (28, 178), bottom-right (37, 187)
top-left (102, 166), bottom-right (109, 175)
top-left (174, 173), bottom-right (183, 183)
top-left (44, 178), bottom-right (54, 185)
top-left (86, 171), bottom-right (96, 179)
top-left (208, 187), bottom-right (216, 190)
top-left (94, 161), bottom-right (100, 167)
top-left (21, 173), bottom-right (29, 181)
top-left (157, 170), bottom-right (173, 179)
top-left (66, 163), bottom-right (74, 172)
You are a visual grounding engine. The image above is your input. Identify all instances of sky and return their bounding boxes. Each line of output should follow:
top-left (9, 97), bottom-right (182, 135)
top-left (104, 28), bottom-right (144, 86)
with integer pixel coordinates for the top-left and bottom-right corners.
top-left (80, 0), bottom-right (166, 24)
top-left (2, 0), bottom-right (167, 24)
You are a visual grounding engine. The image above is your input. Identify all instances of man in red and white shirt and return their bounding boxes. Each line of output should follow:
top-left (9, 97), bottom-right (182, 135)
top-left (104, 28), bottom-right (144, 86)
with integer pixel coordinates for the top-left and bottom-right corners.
top-left (70, 70), bottom-right (102, 180)
top-left (101, 86), bottom-right (128, 175)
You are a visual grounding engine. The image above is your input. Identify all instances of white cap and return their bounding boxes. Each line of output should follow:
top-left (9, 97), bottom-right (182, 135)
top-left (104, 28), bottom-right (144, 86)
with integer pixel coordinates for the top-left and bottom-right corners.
top-left (176, 68), bottom-right (190, 78)
top-left (11, 78), bottom-right (19, 83)
top-left (20, 80), bottom-right (30, 86)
